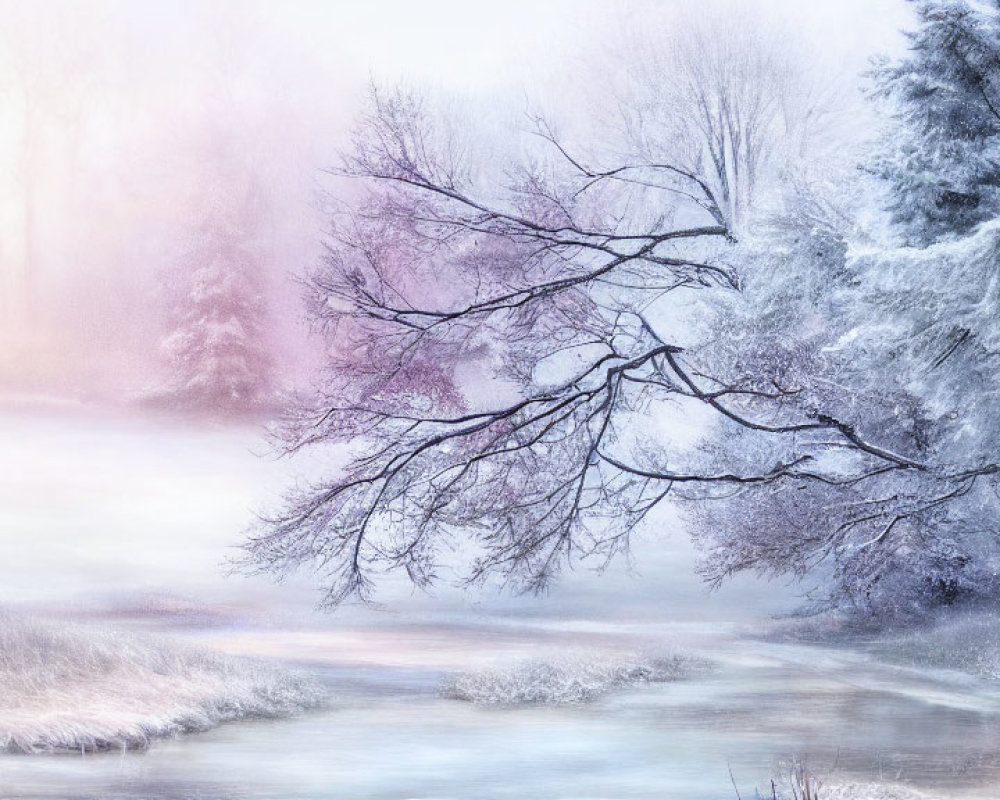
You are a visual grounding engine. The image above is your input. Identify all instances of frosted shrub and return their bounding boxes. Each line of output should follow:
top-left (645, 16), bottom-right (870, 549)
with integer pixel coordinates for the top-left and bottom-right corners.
top-left (446, 652), bottom-right (693, 706)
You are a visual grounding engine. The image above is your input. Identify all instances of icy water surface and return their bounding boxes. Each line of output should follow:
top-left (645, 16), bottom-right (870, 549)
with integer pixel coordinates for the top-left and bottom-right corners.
top-left (3, 621), bottom-right (1000, 799)
top-left (3, 407), bottom-right (1000, 798)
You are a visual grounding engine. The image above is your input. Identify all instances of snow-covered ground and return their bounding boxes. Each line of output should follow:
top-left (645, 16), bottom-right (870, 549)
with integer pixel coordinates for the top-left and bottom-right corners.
top-left (0, 402), bottom-right (304, 613)
top-left (5, 615), bottom-right (1000, 799)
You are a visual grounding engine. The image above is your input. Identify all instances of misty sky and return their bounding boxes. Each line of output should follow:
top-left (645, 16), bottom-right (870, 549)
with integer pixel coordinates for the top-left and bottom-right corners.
top-left (0, 0), bottom-right (911, 399)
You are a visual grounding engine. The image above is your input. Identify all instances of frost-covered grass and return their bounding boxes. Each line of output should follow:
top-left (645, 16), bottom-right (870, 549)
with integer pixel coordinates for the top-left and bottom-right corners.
top-left (445, 651), bottom-right (697, 706)
top-left (866, 609), bottom-right (1000, 680)
top-left (780, 781), bottom-right (939, 800)
top-left (0, 611), bottom-right (325, 753)
top-left (764, 760), bottom-right (945, 800)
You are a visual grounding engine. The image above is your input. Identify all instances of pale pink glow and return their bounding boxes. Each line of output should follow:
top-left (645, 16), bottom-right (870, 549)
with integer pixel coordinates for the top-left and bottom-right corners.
top-left (0, 0), bottom-right (909, 410)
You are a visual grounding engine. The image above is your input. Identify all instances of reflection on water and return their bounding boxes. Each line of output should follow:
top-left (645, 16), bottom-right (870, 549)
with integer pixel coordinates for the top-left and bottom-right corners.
top-left (3, 623), bottom-right (1000, 799)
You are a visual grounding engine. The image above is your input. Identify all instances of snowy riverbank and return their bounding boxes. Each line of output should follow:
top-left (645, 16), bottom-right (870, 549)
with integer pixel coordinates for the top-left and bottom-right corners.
top-left (0, 611), bottom-right (324, 753)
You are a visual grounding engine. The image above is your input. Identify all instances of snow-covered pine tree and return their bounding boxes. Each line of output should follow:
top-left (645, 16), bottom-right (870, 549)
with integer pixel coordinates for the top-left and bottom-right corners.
top-left (692, 0), bottom-right (1000, 619)
top-left (158, 187), bottom-right (274, 414)
top-left (870, 0), bottom-right (1000, 245)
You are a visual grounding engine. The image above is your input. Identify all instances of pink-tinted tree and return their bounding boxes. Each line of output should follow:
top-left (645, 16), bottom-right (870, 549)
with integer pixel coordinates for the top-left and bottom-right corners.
top-left (157, 183), bottom-right (275, 414)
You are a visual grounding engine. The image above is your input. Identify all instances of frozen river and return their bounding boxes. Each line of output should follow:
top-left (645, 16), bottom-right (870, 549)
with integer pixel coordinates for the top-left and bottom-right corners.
top-left (3, 620), bottom-right (1000, 799)
top-left (2, 405), bottom-right (1000, 799)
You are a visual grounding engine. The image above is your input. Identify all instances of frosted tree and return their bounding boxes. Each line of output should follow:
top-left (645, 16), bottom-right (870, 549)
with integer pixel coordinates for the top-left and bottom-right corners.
top-left (870, 0), bottom-right (1000, 245)
top-left (158, 187), bottom-right (274, 414)
top-left (243, 5), bottom-right (1000, 616)
top-left (241, 85), bottom-right (916, 608)
top-left (686, 204), bottom-right (1000, 617)
top-left (605, 15), bottom-right (828, 236)
top-left (694, 0), bottom-right (1000, 617)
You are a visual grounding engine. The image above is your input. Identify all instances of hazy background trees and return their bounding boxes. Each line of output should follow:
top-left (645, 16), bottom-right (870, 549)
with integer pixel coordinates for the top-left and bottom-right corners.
top-left (154, 167), bottom-right (276, 413)
top-left (599, 14), bottom-right (840, 236)
top-left (0, 0), bottom-right (903, 411)
top-left (0, 1), bottom-right (341, 404)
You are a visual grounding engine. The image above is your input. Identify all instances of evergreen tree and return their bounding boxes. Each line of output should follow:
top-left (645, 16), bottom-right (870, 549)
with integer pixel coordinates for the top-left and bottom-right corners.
top-left (691, 1), bottom-right (1000, 617)
top-left (158, 188), bottom-right (274, 413)
top-left (871, 0), bottom-right (1000, 245)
